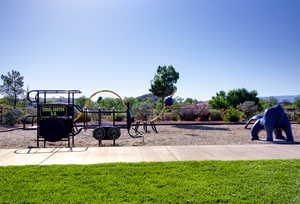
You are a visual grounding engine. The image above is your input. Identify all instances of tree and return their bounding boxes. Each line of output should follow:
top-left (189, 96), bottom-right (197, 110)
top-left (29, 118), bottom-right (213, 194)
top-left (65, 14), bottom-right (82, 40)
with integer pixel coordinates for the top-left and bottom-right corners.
top-left (227, 88), bottom-right (258, 108)
top-left (0, 70), bottom-right (25, 108)
top-left (149, 65), bottom-right (179, 102)
top-left (75, 96), bottom-right (88, 107)
top-left (209, 91), bottom-right (229, 110)
top-left (184, 98), bottom-right (198, 104)
top-left (97, 97), bottom-right (122, 109)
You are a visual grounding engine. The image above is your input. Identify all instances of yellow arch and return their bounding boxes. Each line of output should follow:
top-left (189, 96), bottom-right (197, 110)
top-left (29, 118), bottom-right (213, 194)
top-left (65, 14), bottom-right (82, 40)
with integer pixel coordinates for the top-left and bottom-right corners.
top-left (74, 90), bottom-right (125, 122)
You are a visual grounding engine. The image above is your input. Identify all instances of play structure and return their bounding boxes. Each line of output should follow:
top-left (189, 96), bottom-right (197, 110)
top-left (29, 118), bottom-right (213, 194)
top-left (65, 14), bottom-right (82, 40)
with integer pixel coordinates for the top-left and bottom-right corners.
top-left (22, 90), bottom-right (139, 147)
top-left (0, 89), bottom-right (297, 148)
top-left (0, 89), bottom-right (182, 148)
top-left (249, 105), bottom-right (294, 142)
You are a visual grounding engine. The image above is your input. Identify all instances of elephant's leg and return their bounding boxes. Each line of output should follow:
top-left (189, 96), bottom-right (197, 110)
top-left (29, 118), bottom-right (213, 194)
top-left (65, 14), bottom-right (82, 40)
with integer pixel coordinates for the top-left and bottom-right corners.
top-left (283, 123), bottom-right (294, 142)
top-left (265, 125), bottom-right (274, 141)
top-left (274, 128), bottom-right (285, 140)
top-left (251, 120), bottom-right (263, 140)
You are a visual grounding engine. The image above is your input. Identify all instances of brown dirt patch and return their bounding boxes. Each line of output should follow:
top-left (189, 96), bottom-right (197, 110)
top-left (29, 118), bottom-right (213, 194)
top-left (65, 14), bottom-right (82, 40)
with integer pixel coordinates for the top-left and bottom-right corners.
top-left (0, 124), bottom-right (299, 148)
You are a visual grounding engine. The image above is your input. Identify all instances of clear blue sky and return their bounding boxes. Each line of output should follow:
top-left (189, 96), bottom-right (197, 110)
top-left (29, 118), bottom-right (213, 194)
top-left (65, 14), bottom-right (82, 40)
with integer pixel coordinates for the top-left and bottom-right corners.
top-left (0, 0), bottom-right (299, 100)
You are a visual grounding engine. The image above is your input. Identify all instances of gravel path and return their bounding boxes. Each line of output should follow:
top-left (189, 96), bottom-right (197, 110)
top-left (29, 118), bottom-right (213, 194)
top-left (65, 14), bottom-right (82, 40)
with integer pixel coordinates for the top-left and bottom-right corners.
top-left (0, 124), bottom-right (299, 148)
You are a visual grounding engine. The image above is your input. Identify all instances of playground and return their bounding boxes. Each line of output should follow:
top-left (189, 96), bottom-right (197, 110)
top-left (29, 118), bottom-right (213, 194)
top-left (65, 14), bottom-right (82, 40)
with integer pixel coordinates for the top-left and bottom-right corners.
top-left (1, 123), bottom-right (299, 149)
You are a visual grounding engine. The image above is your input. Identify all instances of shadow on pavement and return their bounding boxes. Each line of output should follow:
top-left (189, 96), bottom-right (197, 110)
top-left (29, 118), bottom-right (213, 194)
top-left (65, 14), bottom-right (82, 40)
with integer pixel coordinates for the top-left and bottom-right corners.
top-left (272, 141), bottom-right (300, 145)
top-left (173, 125), bottom-right (230, 131)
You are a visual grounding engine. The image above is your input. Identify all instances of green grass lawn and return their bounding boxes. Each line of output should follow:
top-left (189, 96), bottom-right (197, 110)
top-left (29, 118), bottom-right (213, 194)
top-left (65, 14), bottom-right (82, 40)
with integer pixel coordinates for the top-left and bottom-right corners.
top-left (0, 160), bottom-right (300, 203)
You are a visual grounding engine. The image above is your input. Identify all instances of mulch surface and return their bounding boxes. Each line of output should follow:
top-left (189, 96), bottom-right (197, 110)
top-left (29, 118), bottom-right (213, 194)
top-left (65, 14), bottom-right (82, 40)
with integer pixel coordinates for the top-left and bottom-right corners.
top-left (0, 123), bottom-right (299, 148)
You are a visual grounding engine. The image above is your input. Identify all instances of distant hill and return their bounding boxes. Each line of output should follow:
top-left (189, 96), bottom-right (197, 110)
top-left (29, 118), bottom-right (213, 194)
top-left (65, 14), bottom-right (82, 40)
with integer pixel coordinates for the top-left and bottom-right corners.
top-left (136, 93), bottom-right (159, 102)
top-left (259, 95), bottom-right (300, 103)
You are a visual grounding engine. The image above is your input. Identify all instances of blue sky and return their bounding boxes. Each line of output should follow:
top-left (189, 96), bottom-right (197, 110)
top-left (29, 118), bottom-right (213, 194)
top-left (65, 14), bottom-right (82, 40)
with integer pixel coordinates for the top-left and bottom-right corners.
top-left (0, 0), bottom-right (299, 100)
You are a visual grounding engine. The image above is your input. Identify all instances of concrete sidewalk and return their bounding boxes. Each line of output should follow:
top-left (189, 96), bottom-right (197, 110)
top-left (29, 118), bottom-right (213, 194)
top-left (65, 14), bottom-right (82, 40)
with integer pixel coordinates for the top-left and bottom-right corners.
top-left (0, 144), bottom-right (300, 166)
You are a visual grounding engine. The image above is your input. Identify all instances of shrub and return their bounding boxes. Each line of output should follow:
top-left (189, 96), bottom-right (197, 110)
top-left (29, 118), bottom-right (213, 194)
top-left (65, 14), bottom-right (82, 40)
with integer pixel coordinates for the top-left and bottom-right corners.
top-left (3, 108), bottom-right (24, 126)
top-left (132, 102), bottom-right (153, 121)
top-left (179, 102), bottom-right (209, 121)
top-left (163, 112), bottom-right (180, 121)
top-left (294, 98), bottom-right (300, 108)
top-left (223, 108), bottom-right (241, 122)
top-left (237, 101), bottom-right (258, 119)
top-left (179, 107), bottom-right (195, 121)
top-left (208, 109), bottom-right (223, 121)
top-left (171, 113), bottom-right (180, 121)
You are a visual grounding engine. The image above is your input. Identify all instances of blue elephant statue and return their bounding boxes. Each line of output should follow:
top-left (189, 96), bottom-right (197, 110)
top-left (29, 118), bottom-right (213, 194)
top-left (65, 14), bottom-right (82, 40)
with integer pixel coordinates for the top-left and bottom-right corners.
top-left (251, 105), bottom-right (294, 142)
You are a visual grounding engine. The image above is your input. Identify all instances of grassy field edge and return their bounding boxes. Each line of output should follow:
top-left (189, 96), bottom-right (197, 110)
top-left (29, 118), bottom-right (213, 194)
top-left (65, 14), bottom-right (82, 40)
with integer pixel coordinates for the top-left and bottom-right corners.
top-left (0, 159), bottom-right (300, 203)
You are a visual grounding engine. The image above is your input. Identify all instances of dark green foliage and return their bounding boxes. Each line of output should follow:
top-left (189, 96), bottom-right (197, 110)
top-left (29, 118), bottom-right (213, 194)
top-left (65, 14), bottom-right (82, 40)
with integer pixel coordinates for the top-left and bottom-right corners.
top-left (0, 160), bottom-right (300, 203)
top-left (0, 70), bottom-right (25, 108)
top-left (0, 96), bottom-right (15, 107)
top-left (75, 96), bottom-right (98, 110)
top-left (208, 109), bottom-right (223, 121)
top-left (75, 96), bottom-right (88, 107)
top-left (163, 112), bottom-right (180, 121)
top-left (97, 97), bottom-right (123, 109)
top-left (223, 108), bottom-right (241, 122)
top-left (149, 65), bottom-right (179, 98)
top-left (281, 100), bottom-right (292, 106)
top-left (124, 97), bottom-right (138, 107)
top-left (227, 88), bottom-right (258, 108)
top-left (294, 98), bottom-right (300, 108)
top-left (184, 98), bottom-right (198, 104)
top-left (2, 108), bottom-right (23, 126)
top-left (259, 97), bottom-right (278, 111)
top-left (209, 89), bottom-right (259, 111)
top-left (209, 90), bottom-right (229, 109)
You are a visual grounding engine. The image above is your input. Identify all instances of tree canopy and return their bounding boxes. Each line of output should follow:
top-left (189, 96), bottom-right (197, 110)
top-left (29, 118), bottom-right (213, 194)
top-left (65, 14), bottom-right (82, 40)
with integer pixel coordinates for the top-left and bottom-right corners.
top-left (209, 88), bottom-right (259, 110)
top-left (227, 88), bottom-right (258, 108)
top-left (209, 91), bottom-right (229, 110)
top-left (149, 65), bottom-right (179, 99)
top-left (0, 70), bottom-right (25, 108)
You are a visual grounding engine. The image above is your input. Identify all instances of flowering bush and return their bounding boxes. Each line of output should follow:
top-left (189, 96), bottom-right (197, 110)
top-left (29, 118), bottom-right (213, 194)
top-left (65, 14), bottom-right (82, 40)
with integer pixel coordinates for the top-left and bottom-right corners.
top-left (179, 102), bottom-right (209, 121)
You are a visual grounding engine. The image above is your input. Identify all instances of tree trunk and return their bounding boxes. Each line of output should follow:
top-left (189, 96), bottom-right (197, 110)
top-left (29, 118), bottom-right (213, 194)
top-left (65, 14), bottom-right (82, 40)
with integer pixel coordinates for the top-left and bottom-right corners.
top-left (14, 94), bottom-right (17, 108)
top-left (160, 97), bottom-right (164, 121)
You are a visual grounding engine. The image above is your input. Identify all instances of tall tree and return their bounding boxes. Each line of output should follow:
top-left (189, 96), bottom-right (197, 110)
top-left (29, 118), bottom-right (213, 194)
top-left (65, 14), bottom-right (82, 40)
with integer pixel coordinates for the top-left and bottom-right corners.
top-left (227, 88), bottom-right (258, 108)
top-left (0, 70), bottom-right (25, 108)
top-left (149, 65), bottom-right (179, 105)
top-left (209, 90), bottom-right (229, 110)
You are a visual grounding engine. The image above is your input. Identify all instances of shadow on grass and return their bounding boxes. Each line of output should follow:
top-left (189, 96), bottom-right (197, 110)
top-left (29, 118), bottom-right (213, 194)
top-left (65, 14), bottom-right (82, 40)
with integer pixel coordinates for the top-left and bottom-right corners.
top-left (173, 125), bottom-right (230, 131)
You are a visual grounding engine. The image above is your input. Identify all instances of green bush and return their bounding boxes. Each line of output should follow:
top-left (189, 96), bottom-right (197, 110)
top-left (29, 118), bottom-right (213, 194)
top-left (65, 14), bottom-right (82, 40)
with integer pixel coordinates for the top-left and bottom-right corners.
top-left (208, 109), bottom-right (223, 121)
top-left (163, 112), bottom-right (180, 121)
top-left (294, 98), bottom-right (300, 108)
top-left (3, 108), bottom-right (24, 126)
top-left (223, 108), bottom-right (240, 122)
